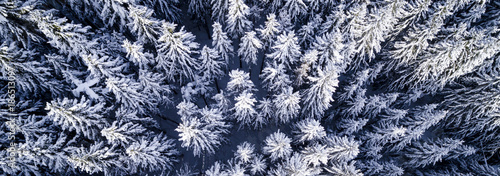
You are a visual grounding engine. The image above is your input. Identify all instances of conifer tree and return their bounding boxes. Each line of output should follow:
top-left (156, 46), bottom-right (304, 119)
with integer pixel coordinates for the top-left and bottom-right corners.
top-left (212, 22), bottom-right (234, 66)
top-left (301, 67), bottom-right (339, 119)
top-left (176, 108), bottom-right (230, 156)
top-left (267, 31), bottom-right (301, 69)
top-left (198, 45), bottom-right (225, 92)
top-left (260, 62), bottom-right (291, 93)
top-left (226, 0), bottom-right (252, 38)
top-left (128, 5), bottom-right (161, 43)
top-left (292, 118), bottom-right (326, 144)
top-left (281, 0), bottom-right (307, 22)
top-left (156, 22), bottom-right (200, 83)
top-left (404, 138), bottom-right (475, 168)
top-left (45, 97), bottom-right (106, 139)
top-left (122, 40), bottom-right (151, 69)
top-left (211, 0), bottom-right (229, 23)
top-left (238, 31), bottom-right (262, 68)
top-left (273, 87), bottom-right (301, 124)
top-left (232, 91), bottom-right (258, 128)
top-left (263, 130), bottom-right (293, 161)
top-left (258, 13), bottom-right (280, 48)
top-left (227, 69), bottom-right (255, 94)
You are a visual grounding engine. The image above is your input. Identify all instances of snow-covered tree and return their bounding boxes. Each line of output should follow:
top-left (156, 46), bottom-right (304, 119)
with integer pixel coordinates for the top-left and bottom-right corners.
top-left (359, 160), bottom-right (404, 176)
top-left (277, 11), bottom-right (294, 32)
top-left (325, 135), bottom-right (360, 162)
top-left (395, 26), bottom-right (500, 92)
top-left (105, 77), bottom-right (156, 114)
top-left (258, 14), bottom-right (280, 48)
top-left (294, 50), bottom-right (318, 86)
top-left (45, 97), bottom-right (106, 139)
top-left (404, 138), bottom-right (475, 168)
top-left (181, 76), bottom-right (213, 102)
top-left (59, 0), bottom-right (131, 32)
top-left (235, 142), bottom-right (255, 163)
top-left (122, 39), bottom-right (151, 69)
top-left (250, 154), bottom-right (267, 175)
top-left (255, 98), bottom-right (272, 129)
top-left (225, 159), bottom-right (247, 176)
top-left (212, 91), bottom-right (231, 114)
top-left (177, 100), bottom-right (199, 118)
top-left (211, 0), bottom-right (229, 23)
top-left (297, 17), bottom-right (321, 48)
top-left (66, 142), bottom-right (121, 175)
top-left (128, 5), bottom-right (160, 43)
top-left (80, 53), bottom-right (125, 79)
top-left (232, 91), bottom-right (258, 128)
top-left (324, 161), bottom-right (363, 176)
top-left (156, 22), bottom-right (200, 83)
top-left (440, 65), bottom-right (500, 152)
top-left (198, 45), bottom-right (225, 82)
top-left (338, 68), bottom-right (371, 101)
top-left (176, 104), bottom-right (230, 156)
top-left (300, 143), bottom-right (331, 167)
top-left (2, 134), bottom-right (71, 175)
top-left (349, 0), bottom-right (404, 69)
top-left (226, 0), bottom-right (252, 38)
top-left (124, 134), bottom-right (179, 173)
top-left (267, 31), bottom-right (301, 69)
top-left (238, 31), bottom-right (262, 65)
top-left (312, 31), bottom-right (346, 72)
top-left (362, 93), bottom-right (399, 119)
top-left (263, 130), bottom-right (292, 161)
top-left (212, 22), bottom-right (234, 66)
top-left (0, 45), bottom-right (63, 97)
top-left (292, 118), bottom-right (326, 143)
top-left (205, 161), bottom-right (227, 176)
top-left (273, 87), bottom-right (301, 123)
top-left (176, 116), bottom-right (224, 157)
top-left (279, 153), bottom-right (321, 176)
top-left (339, 89), bottom-right (367, 119)
top-left (281, 0), bottom-right (307, 22)
top-left (301, 67), bottom-right (339, 119)
top-left (30, 11), bottom-right (94, 58)
top-left (308, 0), bottom-right (336, 13)
top-left (260, 62), bottom-right (291, 93)
top-left (365, 104), bottom-right (447, 152)
top-left (138, 70), bottom-right (172, 104)
top-left (200, 107), bottom-right (231, 132)
top-left (101, 120), bottom-right (146, 145)
top-left (227, 69), bottom-right (255, 94)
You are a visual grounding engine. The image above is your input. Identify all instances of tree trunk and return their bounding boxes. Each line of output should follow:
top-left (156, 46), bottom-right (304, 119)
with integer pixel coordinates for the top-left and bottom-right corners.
top-left (202, 156), bottom-right (206, 174)
top-left (259, 55), bottom-right (266, 75)
top-left (260, 45), bottom-right (269, 74)
top-left (205, 23), bottom-right (212, 40)
top-left (202, 96), bottom-right (208, 106)
top-left (249, 66), bottom-right (252, 78)
top-left (215, 78), bottom-right (220, 93)
top-left (240, 57), bottom-right (243, 68)
top-left (160, 115), bottom-right (180, 125)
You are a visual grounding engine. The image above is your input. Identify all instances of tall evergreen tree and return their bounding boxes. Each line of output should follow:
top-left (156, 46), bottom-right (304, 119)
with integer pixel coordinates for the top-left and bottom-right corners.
top-left (156, 22), bottom-right (200, 83)
top-left (226, 0), bottom-right (252, 38)
top-left (212, 22), bottom-right (234, 66)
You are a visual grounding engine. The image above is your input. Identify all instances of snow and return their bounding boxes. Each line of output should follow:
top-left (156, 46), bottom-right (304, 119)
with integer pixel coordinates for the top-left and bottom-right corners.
top-left (3, 0), bottom-right (500, 175)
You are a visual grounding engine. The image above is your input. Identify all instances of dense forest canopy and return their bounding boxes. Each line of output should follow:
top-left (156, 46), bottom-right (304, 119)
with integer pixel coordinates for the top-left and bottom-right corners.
top-left (0, 0), bottom-right (499, 175)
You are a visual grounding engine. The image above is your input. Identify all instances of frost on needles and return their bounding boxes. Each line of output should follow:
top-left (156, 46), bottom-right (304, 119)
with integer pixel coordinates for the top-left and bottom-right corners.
top-left (1, 0), bottom-right (500, 175)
